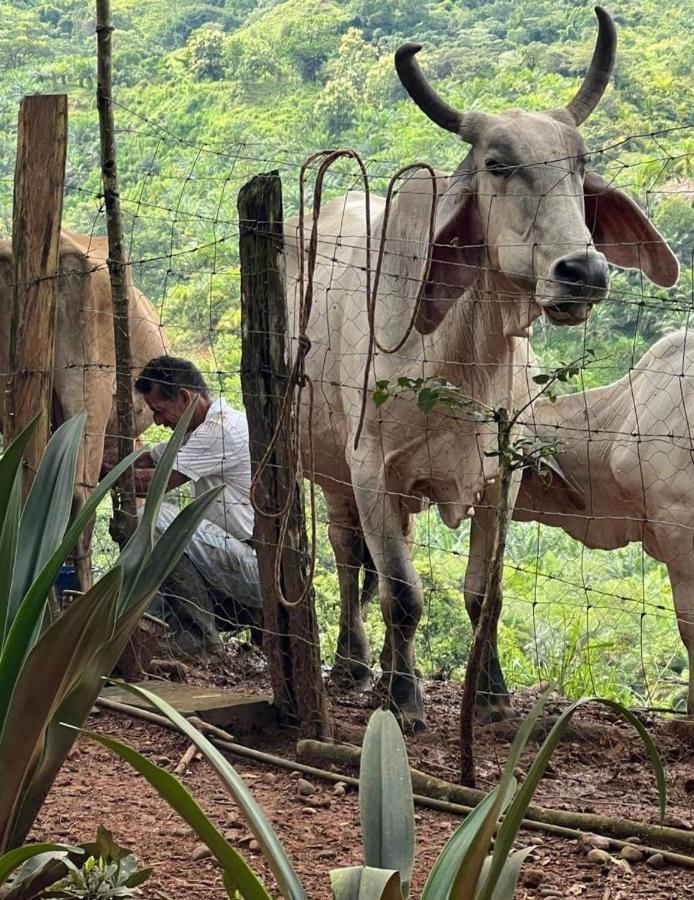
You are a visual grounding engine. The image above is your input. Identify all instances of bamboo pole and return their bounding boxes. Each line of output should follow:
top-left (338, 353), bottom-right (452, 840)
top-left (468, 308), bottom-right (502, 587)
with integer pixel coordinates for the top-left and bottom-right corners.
top-left (93, 696), bottom-right (694, 868)
top-left (7, 94), bottom-right (67, 494)
top-left (95, 0), bottom-right (137, 547)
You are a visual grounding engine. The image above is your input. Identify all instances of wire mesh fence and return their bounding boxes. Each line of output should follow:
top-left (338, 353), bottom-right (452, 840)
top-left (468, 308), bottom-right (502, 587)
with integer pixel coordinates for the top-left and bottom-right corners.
top-left (1, 84), bottom-right (693, 731)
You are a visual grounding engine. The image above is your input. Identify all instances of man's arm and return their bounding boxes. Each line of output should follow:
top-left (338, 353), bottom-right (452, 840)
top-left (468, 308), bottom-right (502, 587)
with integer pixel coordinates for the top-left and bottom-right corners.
top-left (100, 452), bottom-right (190, 497)
top-left (131, 467), bottom-right (189, 497)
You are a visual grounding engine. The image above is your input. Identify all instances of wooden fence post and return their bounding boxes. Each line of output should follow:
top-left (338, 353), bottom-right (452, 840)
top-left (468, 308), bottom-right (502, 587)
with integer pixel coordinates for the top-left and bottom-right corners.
top-left (96, 0), bottom-right (138, 547)
top-left (7, 94), bottom-right (67, 493)
top-left (238, 170), bottom-right (331, 739)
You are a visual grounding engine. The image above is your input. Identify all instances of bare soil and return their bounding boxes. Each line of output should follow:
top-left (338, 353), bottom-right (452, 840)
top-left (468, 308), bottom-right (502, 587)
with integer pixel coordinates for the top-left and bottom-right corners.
top-left (32, 646), bottom-right (694, 899)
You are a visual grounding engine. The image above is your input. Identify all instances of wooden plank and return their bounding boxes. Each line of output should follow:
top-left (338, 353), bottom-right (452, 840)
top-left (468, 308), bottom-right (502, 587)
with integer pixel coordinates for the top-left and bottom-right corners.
top-left (100, 681), bottom-right (276, 734)
top-left (7, 94), bottom-right (67, 489)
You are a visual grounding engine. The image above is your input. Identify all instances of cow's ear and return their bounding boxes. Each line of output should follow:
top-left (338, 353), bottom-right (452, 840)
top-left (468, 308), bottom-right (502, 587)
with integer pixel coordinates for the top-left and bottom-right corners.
top-left (373, 161), bottom-right (483, 345)
top-left (584, 170), bottom-right (679, 288)
top-left (416, 164), bottom-right (484, 334)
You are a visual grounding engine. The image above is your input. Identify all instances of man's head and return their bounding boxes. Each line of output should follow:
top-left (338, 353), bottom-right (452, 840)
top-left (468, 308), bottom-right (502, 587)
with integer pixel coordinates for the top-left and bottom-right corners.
top-left (135, 356), bottom-right (210, 429)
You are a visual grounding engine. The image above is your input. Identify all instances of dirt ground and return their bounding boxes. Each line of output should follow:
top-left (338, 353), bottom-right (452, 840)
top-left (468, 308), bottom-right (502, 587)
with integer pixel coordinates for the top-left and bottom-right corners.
top-left (32, 646), bottom-right (694, 899)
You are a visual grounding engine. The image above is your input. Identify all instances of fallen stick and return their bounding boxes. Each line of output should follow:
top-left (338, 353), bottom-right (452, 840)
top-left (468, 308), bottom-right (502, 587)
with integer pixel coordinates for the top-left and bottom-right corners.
top-left (174, 742), bottom-right (199, 776)
top-left (93, 696), bottom-right (694, 868)
top-left (296, 738), bottom-right (694, 856)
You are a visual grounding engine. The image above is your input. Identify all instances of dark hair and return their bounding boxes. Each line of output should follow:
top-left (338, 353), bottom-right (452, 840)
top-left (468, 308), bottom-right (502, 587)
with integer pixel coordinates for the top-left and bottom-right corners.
top-left (135, 355), bottom-right (209, 400)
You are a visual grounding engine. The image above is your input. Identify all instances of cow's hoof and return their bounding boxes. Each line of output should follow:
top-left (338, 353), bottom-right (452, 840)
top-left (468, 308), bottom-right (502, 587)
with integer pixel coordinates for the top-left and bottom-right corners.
top-left (331, 658), bottom-right (373, 692)
top-left (393, 704), bottom-right (427, 734)
top-left (388, 674), bottom-right (426, 733)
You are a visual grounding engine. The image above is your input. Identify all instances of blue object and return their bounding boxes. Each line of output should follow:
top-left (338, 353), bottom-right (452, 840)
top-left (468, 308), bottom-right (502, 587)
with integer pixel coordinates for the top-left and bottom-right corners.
top-left (54, 564), bottom-right (78, 598)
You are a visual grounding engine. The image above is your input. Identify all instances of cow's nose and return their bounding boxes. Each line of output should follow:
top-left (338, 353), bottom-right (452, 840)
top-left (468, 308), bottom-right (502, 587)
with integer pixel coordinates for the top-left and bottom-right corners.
top-left (550, 250), bottom-right (609, 296)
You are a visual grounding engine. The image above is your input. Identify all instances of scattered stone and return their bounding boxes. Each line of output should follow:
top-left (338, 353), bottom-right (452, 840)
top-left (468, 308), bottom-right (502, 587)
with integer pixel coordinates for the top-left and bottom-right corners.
top-left (414, 814), bottom-right (423, 823)
top-left (579, 833), bottom-right (610, 852)
top-left (152, 755), bottom-right (172, 767)
top-left (625, 836), bottom-right (642, 844)
top-left (289, 771), bottom-right (302, 779)
top-left (261, 772), bottom-right (277, 785)
top-left (620, 845), bottom-right (644, 863)
top-left (538, 891), bottom-right (563, 899)
top-left (248, 840), bottom-right (260, 852)
top-left (301, 806), bottom-right (317, 815)
top-left (192, 844), bottom-right (212, 862)
top-left (316, 849), bottom-right (337, 859)
top-left (646, 853), bottom-right (666, 869)
top-left (586, 848), bottom-right (611, 865)
top-left (333, 782), bottom-right (346, 797)
top-left (297, 778), bottom-right (316, 797)
top-left (521, 867), bottom-right (543, 888)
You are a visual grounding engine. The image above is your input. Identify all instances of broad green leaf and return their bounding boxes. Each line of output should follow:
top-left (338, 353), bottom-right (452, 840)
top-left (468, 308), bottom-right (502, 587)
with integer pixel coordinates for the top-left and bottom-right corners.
top-left (117, 401), bottom-right (197, 603)
top-left (359, 709), bottom-right (415, 896)
top-left (118, 487), bottom-right (224, 612)
top-left (108, 681), bottom-right (307, 900)
top-left (0, 847), bottom-right (79, 899)
top-left (0, 843), bottom-right (78, 886)
top-left (0, 415), bottom-right (40, 537)
top-left (82, 729), bottom-right (272, 900)
top-left (9, 483), bottom-right (222, 848)
top-left (9, 412), bottom-right (86, 619)
top-left (0, 568), bottom-right (121, 851)
top-left (123, 866), bottom-right (155, 889)
top-left (0, 468), bottom-right (21, 649)
top-left (330, 865), bottom-right (403, 900)
top-left (420, 786), bottom-right (509, 900)
top-left (0, 446), bottom-right (143, 712)
top-left (484, 847), bottom-right (534, 900)
top-left (477, 697), bottom-right (665, 900)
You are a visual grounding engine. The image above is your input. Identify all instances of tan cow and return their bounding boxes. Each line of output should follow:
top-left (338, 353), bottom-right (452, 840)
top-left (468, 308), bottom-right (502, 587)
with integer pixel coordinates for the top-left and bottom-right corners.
top-left (0, 230), bottom-right (167, 590)
top-left (283, 8), bottom-right (679, 729)
top-left (514, 329), bottom-right (694, 713)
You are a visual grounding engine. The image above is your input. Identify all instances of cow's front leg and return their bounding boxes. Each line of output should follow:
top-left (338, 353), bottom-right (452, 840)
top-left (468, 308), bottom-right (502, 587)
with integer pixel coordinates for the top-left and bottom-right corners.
top-left (325, 491), bottom-right (373, 690)
top-left (355, 482), bottom-right (425, 731)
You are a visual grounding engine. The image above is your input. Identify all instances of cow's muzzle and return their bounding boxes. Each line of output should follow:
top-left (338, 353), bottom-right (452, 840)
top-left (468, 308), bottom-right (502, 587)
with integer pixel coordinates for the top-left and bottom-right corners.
top-left (541, 250), bottom-right (609, 325)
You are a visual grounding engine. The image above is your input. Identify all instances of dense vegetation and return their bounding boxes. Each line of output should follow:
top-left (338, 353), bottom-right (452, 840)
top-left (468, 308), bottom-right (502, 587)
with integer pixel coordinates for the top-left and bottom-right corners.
top-left (1, 0), bottom-right (692, 708)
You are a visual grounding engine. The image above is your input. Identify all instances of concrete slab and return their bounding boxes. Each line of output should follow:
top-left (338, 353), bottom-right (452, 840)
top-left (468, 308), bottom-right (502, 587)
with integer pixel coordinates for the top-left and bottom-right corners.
top-left (100, 681), bottom-right (275, 735)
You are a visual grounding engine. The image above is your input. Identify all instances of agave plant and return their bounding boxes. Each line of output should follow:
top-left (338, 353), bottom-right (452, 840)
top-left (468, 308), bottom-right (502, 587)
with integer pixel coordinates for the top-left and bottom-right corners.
top-left (0, 404), bottom-right (223, 854)
top-left (80, 683), bottom-right (665, 900)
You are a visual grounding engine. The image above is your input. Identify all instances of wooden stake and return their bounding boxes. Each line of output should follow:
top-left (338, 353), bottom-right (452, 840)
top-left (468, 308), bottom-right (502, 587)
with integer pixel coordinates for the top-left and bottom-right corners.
top-left (7, 94), bottom-right (67, 493)
top-left (96, 0), bottom-right (137, 547)
top-left (238, 171), bottom-right (331, 739)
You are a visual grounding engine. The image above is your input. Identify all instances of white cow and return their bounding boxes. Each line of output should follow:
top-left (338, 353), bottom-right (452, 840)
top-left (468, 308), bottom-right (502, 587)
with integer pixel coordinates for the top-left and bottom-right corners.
top-left (514, 329), bottom-right (694, 713)
top-left (283, 8), bottom-right (679, 728)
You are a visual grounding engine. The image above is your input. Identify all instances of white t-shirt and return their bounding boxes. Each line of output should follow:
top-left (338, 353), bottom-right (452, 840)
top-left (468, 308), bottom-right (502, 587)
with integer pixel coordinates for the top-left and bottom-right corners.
top-left (151, 398), bottom-right (254, 542)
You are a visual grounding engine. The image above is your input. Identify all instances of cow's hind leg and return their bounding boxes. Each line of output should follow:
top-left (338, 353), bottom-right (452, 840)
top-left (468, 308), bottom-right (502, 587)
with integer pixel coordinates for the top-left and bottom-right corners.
top-left (464, 505), bottom-right (511, 714)
top-left (325, 491), bottom-right (373, 690)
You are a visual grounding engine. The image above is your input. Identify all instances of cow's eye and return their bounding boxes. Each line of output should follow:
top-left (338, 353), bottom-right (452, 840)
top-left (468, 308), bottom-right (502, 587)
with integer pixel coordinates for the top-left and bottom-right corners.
top-left (485, 159), bottom-right (511, 177)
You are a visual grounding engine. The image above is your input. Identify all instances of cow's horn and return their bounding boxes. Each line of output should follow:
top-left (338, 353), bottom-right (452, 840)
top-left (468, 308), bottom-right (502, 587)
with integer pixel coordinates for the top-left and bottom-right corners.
top-left (395, 43), bottom-right (480, 142)
top-left (564, 6), bottom-right (617, 125)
